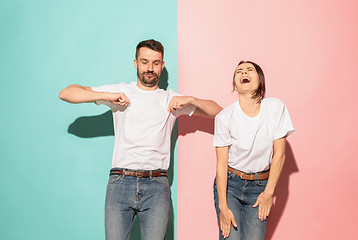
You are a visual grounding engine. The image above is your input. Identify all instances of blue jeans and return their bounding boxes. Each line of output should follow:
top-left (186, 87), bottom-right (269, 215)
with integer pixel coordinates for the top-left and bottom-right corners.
top-left (105, 169), bottom-right (170, 240)
top-left (213, 171), bottom-right (268, 240)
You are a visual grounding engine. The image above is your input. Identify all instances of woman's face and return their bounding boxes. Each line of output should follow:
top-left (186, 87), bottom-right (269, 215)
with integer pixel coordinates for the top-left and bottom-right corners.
top-left (234, 62), bottom-right (260, 95)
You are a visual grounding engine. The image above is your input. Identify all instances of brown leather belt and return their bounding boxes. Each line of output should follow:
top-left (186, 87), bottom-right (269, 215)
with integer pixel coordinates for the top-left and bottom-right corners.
top-left (228, 166), bottom-right (269, 180)
top-left (110, 169), bottom-right (168, 178)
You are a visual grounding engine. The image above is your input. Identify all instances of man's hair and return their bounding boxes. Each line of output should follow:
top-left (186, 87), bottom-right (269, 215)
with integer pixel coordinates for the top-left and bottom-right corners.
top-left (135, 39), bottom-right (164, 59)
top-left (233, 60), bottom-right (266, 101)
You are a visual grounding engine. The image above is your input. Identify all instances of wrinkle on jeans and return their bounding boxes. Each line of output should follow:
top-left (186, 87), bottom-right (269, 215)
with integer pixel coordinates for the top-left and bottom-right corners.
top-left (213, 172), bottom-right (268, 240)
top-left (105, 173), bottom-right (170, 240)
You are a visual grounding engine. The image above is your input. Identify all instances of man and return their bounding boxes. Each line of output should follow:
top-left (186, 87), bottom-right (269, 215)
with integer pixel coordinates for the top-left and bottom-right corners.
top-left (59, 39), bottom-right (222, 240)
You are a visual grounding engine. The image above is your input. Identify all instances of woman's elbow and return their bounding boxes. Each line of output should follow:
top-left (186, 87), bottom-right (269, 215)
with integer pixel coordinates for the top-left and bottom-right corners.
top-left (278, 153), bottom-right (286, 165)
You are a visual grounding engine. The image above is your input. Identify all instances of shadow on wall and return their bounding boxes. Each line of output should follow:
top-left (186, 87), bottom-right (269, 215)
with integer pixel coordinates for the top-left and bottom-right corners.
top-left (265, 142), bottom-right (298, 240)
top-left (177, 114), bottom-right (214, 136)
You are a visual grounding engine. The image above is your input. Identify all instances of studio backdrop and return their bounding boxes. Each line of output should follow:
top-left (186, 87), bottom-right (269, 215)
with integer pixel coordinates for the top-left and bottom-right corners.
top-left (1, 0), bottom-right (357, 239)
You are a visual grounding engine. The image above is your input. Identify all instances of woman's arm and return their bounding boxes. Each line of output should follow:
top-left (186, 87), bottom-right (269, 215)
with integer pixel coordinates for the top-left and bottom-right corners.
top-left (253, 137), bottom-right (286, 221)
top-left (216, 146), bottom-right (237, 238)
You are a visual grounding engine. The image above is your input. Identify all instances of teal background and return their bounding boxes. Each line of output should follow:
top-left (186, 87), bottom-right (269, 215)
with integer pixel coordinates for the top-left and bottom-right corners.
top-left (0, 0), bottom-right (178, 239)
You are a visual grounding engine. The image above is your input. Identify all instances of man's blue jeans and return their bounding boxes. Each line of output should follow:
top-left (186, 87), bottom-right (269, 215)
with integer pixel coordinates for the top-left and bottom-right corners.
top-left (213, 171), bottom-right (268, 240)
top-left (105, 169), bottom-right (170, 240)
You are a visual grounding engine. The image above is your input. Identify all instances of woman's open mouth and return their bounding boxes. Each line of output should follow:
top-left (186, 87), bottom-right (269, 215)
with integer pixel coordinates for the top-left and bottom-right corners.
top-left (240, 77), bottom-right (251, 84)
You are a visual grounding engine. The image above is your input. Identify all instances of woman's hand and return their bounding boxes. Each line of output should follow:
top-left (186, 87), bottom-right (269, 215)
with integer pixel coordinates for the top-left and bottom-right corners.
top-left (219, 207), bottom-right (237, 238)
top-left (253, 191), bottom-right (273, 221)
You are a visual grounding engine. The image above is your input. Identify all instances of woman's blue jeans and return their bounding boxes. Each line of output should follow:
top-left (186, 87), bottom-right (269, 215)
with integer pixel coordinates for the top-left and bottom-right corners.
top-left (213, 171), bottom-right (268, 240)
top-left (105, 169), bottom-right (170, 240)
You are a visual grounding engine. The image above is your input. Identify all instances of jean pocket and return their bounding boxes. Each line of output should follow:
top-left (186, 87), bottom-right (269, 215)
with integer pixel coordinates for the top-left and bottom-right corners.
top-left (228, 171), bottom-right (236, 179)
top-left (152, 176), bottom-right (169, 185)
top-left (256, 179), bottom-right (268, 186)
top-left (108, 175), bottom-right (122, 184)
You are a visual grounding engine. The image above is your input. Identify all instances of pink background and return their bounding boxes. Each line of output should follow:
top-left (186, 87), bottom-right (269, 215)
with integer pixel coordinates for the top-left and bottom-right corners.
top-left (177, 0), bottom-right (358, 239)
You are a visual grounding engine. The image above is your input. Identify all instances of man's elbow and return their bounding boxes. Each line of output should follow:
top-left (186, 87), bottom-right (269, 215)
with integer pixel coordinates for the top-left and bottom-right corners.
top-left (59, 85), bottom-right (76, 101)
top-left (59, 88), bottom-right (67, 101)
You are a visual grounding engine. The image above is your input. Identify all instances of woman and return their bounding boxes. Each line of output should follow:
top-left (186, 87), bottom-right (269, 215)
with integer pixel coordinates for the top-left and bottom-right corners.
top-left (213, 61), bottom-right (294, 239)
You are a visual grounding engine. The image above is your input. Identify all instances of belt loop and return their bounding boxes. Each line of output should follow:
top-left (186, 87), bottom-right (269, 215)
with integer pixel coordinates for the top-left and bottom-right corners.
top-left (255, 173), bottom-right (258, 180)
top-left (123, 169), bottom-right (125, 178)
top-left (233, 169), bottom-right (237, 178)
top-left (150, 170), bottom-right (153, 179)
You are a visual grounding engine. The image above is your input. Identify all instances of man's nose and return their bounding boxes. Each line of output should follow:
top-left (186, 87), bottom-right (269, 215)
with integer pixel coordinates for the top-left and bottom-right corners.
top-left (148, 63), bottom-right (154, 71)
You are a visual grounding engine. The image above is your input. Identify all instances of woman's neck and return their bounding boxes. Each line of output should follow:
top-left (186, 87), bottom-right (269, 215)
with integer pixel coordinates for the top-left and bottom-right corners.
top-left (238, 94), bottom-right (261, 117)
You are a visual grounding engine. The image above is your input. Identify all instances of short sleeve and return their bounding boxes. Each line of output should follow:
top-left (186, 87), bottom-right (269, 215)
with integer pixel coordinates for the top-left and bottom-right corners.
top-left (213, 113), bottom-right (232, 147)
top-left (91, 83), bottom-right (124, 93)
top-left (168, 91), bottom-right (197, 117)
top-left (273, 101), bottom-right (295, 140)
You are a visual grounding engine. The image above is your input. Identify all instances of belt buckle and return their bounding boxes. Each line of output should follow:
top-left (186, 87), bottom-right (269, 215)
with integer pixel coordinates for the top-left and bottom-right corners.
top-left (135, 170), bottom-right (144, 177)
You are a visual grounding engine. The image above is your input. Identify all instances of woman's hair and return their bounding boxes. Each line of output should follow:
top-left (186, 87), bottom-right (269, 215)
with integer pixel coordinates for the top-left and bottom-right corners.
top-left (233, 60), bottom-right (266, 102)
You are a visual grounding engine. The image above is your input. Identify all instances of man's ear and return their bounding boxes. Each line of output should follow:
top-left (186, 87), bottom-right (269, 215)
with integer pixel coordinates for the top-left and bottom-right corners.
top-left (161, 61), bottom-right (165, 70)
top-left (134, 59), bottom-right (138, 69)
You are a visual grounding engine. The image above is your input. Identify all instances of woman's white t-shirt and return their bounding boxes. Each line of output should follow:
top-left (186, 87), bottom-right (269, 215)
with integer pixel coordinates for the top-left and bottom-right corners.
top-left (92, 81), bottom-right (196, 170)
top-left (214, 97), bottom-right (295, 173)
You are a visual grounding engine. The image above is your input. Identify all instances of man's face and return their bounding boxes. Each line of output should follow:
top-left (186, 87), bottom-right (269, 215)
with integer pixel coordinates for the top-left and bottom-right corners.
top-left (134, 47), bottom-right (165, 88)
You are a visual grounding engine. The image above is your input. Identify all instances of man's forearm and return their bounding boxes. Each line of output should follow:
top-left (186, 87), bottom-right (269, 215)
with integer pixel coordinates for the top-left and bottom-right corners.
top-left (59, 84), bottom-right (108, 104)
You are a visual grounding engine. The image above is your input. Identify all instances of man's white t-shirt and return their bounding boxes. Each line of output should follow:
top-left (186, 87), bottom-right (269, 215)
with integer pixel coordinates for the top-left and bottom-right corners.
top-left (214, 97), bottom-right (295, 173)
top-left (92, 81), bottom-right (196, 170)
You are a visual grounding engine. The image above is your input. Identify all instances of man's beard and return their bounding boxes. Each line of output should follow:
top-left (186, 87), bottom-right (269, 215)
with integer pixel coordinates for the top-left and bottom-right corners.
top-left (137, 70), bottom-right (160, 87)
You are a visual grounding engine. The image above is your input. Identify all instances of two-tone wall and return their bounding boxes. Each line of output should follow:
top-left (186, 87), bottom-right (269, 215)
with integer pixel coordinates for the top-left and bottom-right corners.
top-left (1, 0), bottom-right (358, 239)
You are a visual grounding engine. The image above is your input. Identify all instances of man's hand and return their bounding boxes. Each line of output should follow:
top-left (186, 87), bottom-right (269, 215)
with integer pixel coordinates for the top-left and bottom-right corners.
top-left (168, 96), bottom-right (193, 112)
top-left (107, 92), bottom-right (130, 106)
top-left (253, 191), bottom-right (273, 221)
top-left (219, 207), bottom-right (237, 239)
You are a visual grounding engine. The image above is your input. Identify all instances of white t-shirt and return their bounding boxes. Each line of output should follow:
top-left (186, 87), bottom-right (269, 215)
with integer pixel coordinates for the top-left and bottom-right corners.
top-left (214, 97), bottom-right (295, 173)
top-left (92, 81), bottom-right (196, 170)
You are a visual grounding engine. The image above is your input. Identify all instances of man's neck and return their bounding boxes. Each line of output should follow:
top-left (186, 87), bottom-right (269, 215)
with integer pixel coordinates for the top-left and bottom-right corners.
top-left (136, 80), bottom-right (158, 91)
